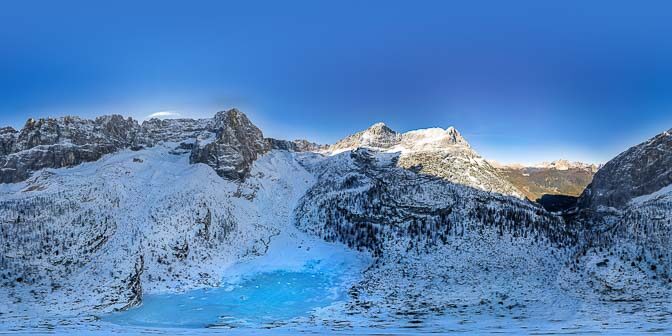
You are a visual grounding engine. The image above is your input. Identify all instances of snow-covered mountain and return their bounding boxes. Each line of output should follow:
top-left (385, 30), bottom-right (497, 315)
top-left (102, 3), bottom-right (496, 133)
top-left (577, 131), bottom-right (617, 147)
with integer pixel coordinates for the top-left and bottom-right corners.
top-left (0, 110), bottom-right (670, 331)
top-left (329, 122), bottom-right (523, 197)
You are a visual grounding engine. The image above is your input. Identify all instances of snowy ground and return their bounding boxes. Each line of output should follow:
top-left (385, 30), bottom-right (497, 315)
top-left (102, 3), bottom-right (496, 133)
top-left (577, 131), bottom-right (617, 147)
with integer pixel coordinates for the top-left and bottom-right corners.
top-left (1, 145), bottom-right (671, 335)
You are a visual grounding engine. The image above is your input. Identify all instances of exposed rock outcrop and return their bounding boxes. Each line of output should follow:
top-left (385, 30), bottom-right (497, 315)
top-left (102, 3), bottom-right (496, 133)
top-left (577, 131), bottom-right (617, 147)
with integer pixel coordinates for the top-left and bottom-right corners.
top-left (0, 127), bottom-right (17, 156)
top-left (0, 116), bottom-right (143, 183)
top-left (189, 109), bottom-right (269, 180)
top-left (118, 255), bottom-right (144, 311)
top-left (0, 109), bottom-right (272, 183)
top-left (578, 128), bottom-right (672, 210)
top-left (267, 138), bottom-right (327, 152)
top-left (141, 117), bottom-right (213, 144)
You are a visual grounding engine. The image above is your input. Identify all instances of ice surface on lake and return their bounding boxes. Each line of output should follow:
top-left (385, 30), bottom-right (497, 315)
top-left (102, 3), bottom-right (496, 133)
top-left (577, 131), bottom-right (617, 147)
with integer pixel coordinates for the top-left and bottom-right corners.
top-left (105, 264), bottom-right (347, 329)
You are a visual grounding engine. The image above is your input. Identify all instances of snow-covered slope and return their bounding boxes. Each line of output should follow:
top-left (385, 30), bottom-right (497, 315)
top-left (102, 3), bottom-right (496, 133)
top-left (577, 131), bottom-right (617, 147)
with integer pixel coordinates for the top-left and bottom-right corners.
top-left (0, 144), bottom-right (318, 323)
top-left (294, 148), bottom-right (578, 318)
top-left (562, 184), bottom-right (672, 303)
top-left (565, 128), bottom-right (672, 303)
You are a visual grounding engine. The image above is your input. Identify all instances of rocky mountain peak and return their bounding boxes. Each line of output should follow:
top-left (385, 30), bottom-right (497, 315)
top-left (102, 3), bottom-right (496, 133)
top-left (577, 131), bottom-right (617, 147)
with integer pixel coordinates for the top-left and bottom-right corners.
top-left (446, 126), bottom-right (465, 143)
top-left (330, 122), bottom-right (471, 154)
top-left (327, 122), bottom-right (520, 197)
top-left (189, 108), bottom-right (269, 180)
top-left (366, 122), bottom-right (393, 132)
top-left (330, 122), bottom-right (401, 152)
top-left (360, 122), bottom-right (398, 143)
top-left (399, 126), bottom-right (469, 151)
top-left (0, 126), bottom-right (17, 134)
top-left (213, 108), bottom-right (246, 129)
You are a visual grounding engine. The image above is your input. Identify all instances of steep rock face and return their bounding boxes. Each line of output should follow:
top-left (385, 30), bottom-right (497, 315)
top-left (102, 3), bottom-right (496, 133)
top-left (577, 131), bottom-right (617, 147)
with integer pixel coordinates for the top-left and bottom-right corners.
top-left (0, 116), bottom-right (143, 183)
top-left (0, 109), bottom-right (272, 183)
top-left (141, 117), bottom-right (214, 145)
top-left (267, 138), bottom-right (327, 152)
top-left (328, 123), bottom-right (523, 197)
top-left (189, 109), bottom-right (269, 180)
top-left (0, 127), bottom-right (17, 156)
top-left (578, 129), bottom-right (672, 210)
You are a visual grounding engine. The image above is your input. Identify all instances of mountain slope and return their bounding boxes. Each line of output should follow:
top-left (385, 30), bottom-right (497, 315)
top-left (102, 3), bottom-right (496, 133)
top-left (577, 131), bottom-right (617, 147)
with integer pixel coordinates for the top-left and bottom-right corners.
top-left (578, 129), bottom-right (672, 210)
top-left (0, 145), bottom-right (317, 321)
top-left (565, 128), bottom-right (672, 302)
top-left (294, 148), bottom-right (579, 319)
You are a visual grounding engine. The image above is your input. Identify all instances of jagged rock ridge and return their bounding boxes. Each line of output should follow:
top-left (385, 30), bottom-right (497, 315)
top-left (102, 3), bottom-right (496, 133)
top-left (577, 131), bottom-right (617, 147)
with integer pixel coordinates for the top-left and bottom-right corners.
top-left (0, 109), bottom-right (294, 183)
top-left (578, 128), bottom-right (672, 210)
top-left (0, 115), bottom-right (144, 183)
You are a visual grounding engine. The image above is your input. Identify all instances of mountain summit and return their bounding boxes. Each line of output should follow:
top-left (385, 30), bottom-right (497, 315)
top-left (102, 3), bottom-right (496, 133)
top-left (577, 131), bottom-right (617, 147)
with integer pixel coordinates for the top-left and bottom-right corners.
top-left (330, 122), bottom-right (401, 152)
top-left (330, 123), bottom-right (468, 153)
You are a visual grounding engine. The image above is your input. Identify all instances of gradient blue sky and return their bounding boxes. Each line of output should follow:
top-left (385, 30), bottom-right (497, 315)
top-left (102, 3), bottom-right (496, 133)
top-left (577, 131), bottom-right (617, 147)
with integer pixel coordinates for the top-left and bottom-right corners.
top-left (2, 1), bottom-right (672, 164)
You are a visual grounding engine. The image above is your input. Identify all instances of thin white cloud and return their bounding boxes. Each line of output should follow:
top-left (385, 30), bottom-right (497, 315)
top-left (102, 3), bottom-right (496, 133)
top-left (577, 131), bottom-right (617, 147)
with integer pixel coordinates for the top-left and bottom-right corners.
top-left (145, 111), bottom-right (181, 120)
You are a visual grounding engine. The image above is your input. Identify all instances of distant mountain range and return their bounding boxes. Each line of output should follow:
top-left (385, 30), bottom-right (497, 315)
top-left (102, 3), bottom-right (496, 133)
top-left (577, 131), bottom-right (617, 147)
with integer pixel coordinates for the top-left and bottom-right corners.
top-left (490, 160), bottom-right (600, 202)
top-left (1, 109), bottom-right (670, 330)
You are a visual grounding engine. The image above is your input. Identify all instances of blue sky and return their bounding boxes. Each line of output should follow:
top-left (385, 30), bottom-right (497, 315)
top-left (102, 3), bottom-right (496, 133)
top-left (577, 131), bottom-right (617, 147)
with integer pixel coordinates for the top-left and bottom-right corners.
top-left (1, 1), bottom-right (672, 164)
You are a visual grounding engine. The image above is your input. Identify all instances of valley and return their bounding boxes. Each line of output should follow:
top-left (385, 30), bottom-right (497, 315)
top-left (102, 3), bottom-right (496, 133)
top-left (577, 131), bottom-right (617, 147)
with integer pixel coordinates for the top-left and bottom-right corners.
top-left (0, 109), bottom-right (670, 334)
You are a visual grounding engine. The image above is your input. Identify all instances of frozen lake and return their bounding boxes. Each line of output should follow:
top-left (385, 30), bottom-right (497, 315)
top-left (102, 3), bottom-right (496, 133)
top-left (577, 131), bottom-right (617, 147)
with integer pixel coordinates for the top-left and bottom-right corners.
top-left (101, 262), bottom-right (672, 335)
top-left (105, 266), bottom-right (347, 329)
